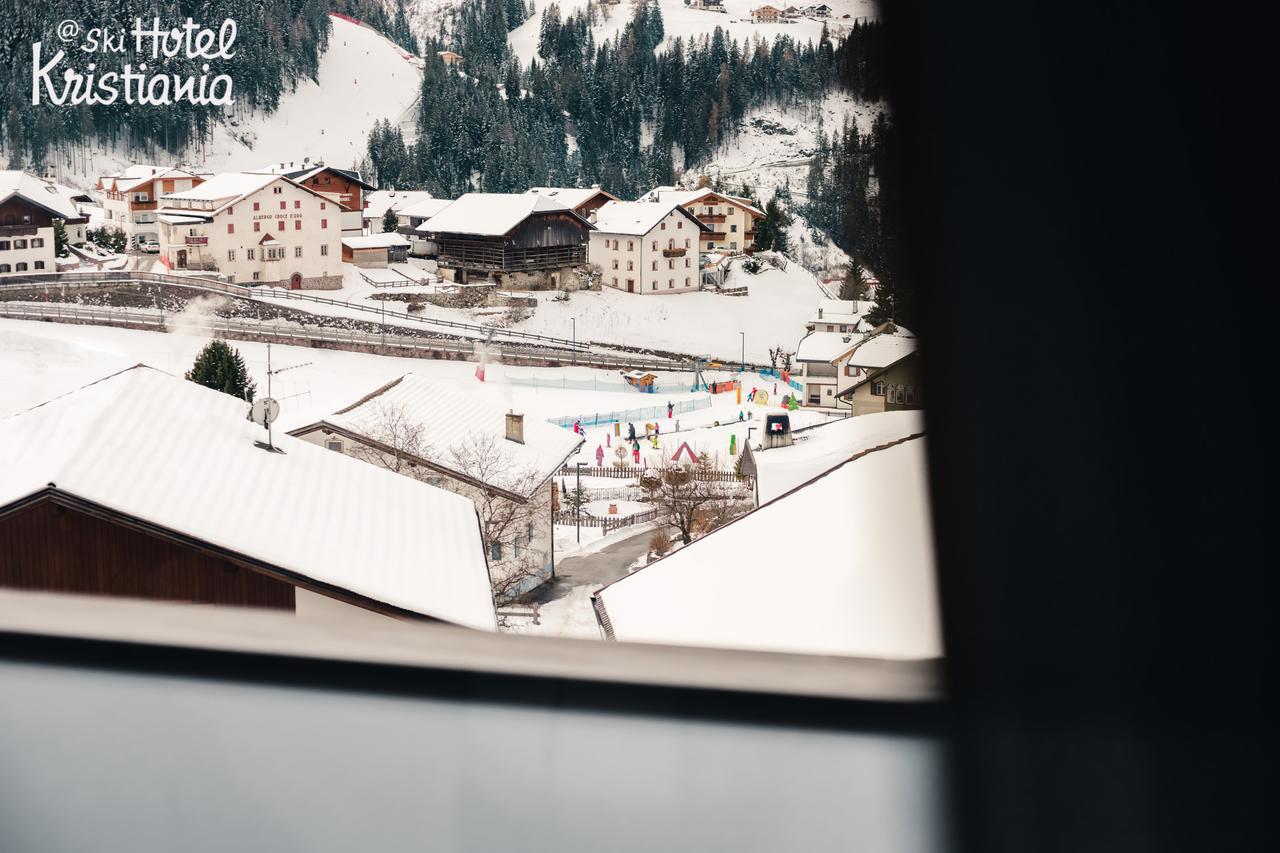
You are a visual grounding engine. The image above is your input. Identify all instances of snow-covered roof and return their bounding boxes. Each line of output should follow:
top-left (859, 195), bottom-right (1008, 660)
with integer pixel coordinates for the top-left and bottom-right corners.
top-left (400, 198), bottom-right (453, 222)
top-left (161, 171), bottom-right (279, 208)
top-left (527, 186), bottom-right (615, 210)
top-left (0, 366), bottom-right (496, 630)
top-left (419, 192), bottom-right (590, 237)
top-left (98, 164), bottom-right (164, 192)
top-left (591, 200), bottom-right (707, 236)
top-left (157, 212), bottom-right (209, 225)
top-left (841, 329), bottom-right (919, 369)
top-left (809, 298), bottom-right (873, 325)
top-left (596, 436), bottom-right (940, 659)
top-left (0, 171), bottom-right (87, 220)
top-left (647, 188), bottom-right (766, 218)
top-left (796, 331), bottom-right (859, 362)
top-left (753, 411), bottom-right (925, 503)
top-left (319, 374), bottom-right (584, 499)
top-left (364, 190), bottom-right (436, 220)
top-left (342, 232), bottom-right (412, 249)
top-left (252, 162), bottom-right (373, 190)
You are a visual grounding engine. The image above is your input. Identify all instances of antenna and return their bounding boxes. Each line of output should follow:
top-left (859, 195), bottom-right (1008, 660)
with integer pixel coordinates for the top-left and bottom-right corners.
top-left (249, 344), bottom-right (312, 452)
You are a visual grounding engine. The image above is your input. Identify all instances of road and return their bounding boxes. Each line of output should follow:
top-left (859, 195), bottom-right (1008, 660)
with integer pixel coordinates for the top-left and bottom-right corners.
top-left (528, 525), bottom-right (658, 608)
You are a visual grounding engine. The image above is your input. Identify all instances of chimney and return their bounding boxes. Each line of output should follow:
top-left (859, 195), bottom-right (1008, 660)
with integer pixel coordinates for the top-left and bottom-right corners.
top-left (588, 209), bottom-right (598, 224)
top-left (505, 411), bottom-right (525, 444)
top-left (817, 307), bottom-right (823, 318)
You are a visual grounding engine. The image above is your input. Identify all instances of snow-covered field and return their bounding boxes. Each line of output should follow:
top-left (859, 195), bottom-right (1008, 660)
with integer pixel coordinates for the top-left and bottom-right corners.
top-left (36, 16), bottom-right (420, 191)
top-left (508, 0), bottom-right (880, 65)
top-left (0, 318), bottom-right (812, 436)
top-left (509, 258), bottom-right (826, 362)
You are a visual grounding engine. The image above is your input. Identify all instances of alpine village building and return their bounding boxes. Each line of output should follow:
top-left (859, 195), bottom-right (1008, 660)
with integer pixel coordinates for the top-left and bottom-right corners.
top-left (254, 160), bottom-right (375, 236)
top-left (155, 172), bottom-right (343, 289)
top-left (0, 366), bottom-right (497, 631)
top-left (288, 373), bottom-right (584, 600)
top-left (587, 200), bottom-right (710, 294)
top-left (640, 187), bottom-right (765, 254)
top-left (96, 165), bottom-right (209, 250)
top-left (417, 193), bottom-right (595, 287)
top-left (0, 171), bottom-right (90, 276)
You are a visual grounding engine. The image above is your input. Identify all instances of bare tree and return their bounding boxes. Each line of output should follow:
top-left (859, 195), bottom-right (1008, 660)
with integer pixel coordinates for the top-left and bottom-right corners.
top-left (639, 458), bottom-right (728, 545)
top-left (344, 402), bottom-right (436, 483)
top-left (448, 433), bottom-right (550, 601)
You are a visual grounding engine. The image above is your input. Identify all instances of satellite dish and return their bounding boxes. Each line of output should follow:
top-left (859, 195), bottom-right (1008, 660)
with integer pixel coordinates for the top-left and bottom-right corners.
top-left (249, 397), bottom-right (280, 428)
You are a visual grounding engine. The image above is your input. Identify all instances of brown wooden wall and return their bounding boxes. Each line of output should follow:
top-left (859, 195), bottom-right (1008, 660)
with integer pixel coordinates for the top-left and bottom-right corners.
top-left (0, 499), bottom-right (296, 611)
top-left (510, 212), bottom-right (591, 249)
top-left (0, 197), bottom-right (55, 230)
top-left (301, 171), bottom-right (365, 212)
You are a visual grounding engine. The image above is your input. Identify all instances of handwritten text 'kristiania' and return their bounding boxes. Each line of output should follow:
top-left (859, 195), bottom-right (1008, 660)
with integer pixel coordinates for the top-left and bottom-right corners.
top-left (32, 18), bottom-right (237, 106)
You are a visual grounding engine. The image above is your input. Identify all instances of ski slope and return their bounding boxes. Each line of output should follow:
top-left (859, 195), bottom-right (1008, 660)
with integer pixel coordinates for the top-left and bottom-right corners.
top-left (40, 16), bottom-right (421, 190)
top-left (201, 16), bottom-right (422, 173)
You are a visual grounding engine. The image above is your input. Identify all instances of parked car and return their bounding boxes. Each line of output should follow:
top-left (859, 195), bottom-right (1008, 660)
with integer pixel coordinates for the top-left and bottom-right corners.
top-left (140, 240), bottom-right (159, 253)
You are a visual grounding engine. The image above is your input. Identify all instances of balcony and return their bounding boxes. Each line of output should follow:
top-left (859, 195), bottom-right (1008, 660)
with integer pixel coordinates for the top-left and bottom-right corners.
top-left (662, 248), bottom-right (686, 257)
top-left (700, 214), bottom-right (727, 224)
top-left (184, 235), bottom-right (209, 246)
top-left (130, 200), bottom-right (158, 211)
top-left (703, 231), bottom-right (727, 240)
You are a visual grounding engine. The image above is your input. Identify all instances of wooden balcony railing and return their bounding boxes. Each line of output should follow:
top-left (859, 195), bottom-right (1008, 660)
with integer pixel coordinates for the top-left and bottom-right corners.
top-left (662, 248), bottom-right (686, 257)
top-left (184, 235), bottom-right (209, 245)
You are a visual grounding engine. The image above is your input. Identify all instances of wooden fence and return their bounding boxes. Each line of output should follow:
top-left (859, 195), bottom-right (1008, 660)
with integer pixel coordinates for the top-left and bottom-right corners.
top-left (557, 464), bottom-right (750, 484)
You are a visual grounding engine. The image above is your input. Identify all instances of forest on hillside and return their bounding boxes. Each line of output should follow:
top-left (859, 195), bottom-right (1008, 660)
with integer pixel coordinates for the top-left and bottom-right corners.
top-left (1, 0), bottom-right (332, 163)
top-left (364, 0), bottom-right (905, 322)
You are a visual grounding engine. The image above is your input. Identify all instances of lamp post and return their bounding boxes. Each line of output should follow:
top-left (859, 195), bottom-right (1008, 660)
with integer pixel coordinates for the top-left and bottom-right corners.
top-left (572, 317), bottom-right (576, 366)
top-left (575, 461), bottom-right (588, 543)
top-left (739, 331), bottom-right (745, 374)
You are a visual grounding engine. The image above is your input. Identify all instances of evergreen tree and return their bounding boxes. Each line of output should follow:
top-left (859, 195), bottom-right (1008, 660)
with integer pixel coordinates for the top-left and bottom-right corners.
top-left (52, 219), bottom-right (68, 258)
top-left (382, 208), bottom-right (399, 233)
top-left (865, 276), bottom-right (895, 327)
top-left (186, 340), bottom-right (257, 402)
top-left (839, 262), bottom-right (869, 301)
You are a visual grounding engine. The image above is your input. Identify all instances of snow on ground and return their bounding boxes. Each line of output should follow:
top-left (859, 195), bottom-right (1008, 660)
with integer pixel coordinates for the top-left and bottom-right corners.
top-left (706, 90), bottom-right (882, 198)
top-left (510, 257), bottom-right (824, 362)
top-left (582, 499), bottom-right (649, 519)
top-left (509, 0), bottom-right (880, 65)
top-left (0, 319), bottom-right (770, 433)
top-left (35, 17), bottom-right (420, 191)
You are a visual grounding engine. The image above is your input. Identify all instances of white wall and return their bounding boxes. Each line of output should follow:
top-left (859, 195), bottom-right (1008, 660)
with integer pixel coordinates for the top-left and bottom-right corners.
top-left (159, 178), bottom-right (342, 289)
top-left (0, 227), bottom-right (55, 275)
top-left (590, 209), bottom-right (701, 295)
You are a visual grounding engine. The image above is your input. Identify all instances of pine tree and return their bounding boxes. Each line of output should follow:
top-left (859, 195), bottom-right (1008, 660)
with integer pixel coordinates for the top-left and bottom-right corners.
top-left (839, 262), bottom-right (868, 301)
top-left (382, 208), bottom-right (399, 233)
top-left (52, 219), bottom-right (68, 257)
top-left (186, 340), bottom-right (257, 402)
top-left (865, 275), bottom-right (895, 327)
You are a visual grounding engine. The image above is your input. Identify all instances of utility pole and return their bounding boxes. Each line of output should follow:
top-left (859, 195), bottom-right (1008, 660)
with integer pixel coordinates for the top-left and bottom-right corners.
top-left (575, 461), bottom-right (586, 543)
top-left (572, 317), bottom-right (576, 366)
top-left (740, 330), bottom-right (745, 374)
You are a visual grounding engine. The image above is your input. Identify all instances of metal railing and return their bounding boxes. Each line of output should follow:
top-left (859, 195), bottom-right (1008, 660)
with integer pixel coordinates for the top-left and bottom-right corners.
top-left (0, 270), bottom-right (598, 352)
top-left (0, 301), bottom-right (693, 371)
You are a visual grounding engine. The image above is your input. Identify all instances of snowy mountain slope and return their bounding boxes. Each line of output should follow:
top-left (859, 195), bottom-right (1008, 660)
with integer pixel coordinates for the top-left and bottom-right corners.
top-left (508, 0), bottom-right (879, 64)
top-left (41, 17), bottom-right (420, 190)
top-left (200, 16), bottom-right (422, 173)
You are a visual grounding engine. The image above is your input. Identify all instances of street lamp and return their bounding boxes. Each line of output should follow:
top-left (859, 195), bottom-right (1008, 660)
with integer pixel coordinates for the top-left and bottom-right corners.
top-left (739, 331), bottom-right (745, 374)
top-left (574, 461), bottom-right (589, 543)
top-left (572, 317), bottom-right (576, 366)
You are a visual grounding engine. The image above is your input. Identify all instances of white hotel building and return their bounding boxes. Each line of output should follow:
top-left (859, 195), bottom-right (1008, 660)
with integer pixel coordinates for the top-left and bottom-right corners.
top-left (588, 201), bottom-right (710, 294)
top-left (156, 173), bottom-right (343, 289)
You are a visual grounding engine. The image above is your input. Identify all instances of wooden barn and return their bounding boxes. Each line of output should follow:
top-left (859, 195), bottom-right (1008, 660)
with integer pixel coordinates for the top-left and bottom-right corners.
top-left (0, 366), bottom-right (497, 631)
top-left (418, 192), bottom-right (595, 288)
